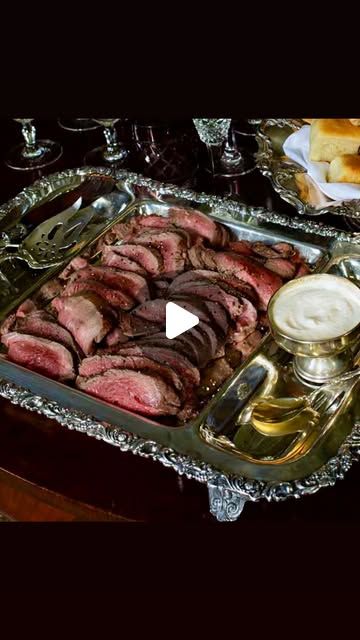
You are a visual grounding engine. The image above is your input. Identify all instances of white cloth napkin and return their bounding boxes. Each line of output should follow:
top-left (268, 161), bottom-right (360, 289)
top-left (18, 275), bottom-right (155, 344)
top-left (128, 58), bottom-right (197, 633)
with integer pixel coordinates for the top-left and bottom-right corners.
top-left (283, 125), bottom-right (360, 201)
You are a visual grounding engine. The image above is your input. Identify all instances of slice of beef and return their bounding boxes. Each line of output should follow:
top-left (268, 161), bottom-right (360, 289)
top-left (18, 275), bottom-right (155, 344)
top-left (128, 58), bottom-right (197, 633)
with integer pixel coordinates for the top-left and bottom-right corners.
top-left (154, 279), bottom-right (170, 297)
top-left (15, 310), bottom-right (82, 358)
top-left (231, 330), bottom-right (263, 359)
top-left (115, 345), bottom-right (200, 386)
top-left (79, 354), bottom-right (184, 398)
top-left (58, 256), bottom-right (89, 281)
top-left (100, 247), bottom-right (147, 275)
top-left (2, 332), bottom-right (75, 381)
top-left (76, 369), bottom-right (181, 416)
top-left (169, 280), bottom-right (244, 321)
top-left (264, 258), bottom-right (296, 279)
top-left (119, 313), bottom-right (162, 337)
top-left (196, 321), bottom-right (220, 359)
top-left (15, 299), bottom-right (38, 318)
top-left (272, 242), bottom-right (296, 258)
top-left (203, 301), bottom-right (229, 335)
top-left (251, 242), bottom-right (282, 259)
top-left (169, 269), bottom-right (257, 303)
top-left (198, 357), bottom-right (234, 398)
top-left (136, 214), bottom-right (170, 229)
top-left (168, 207), bottom-right (227, 247)
top-left (135, 332), bottom-right (198, 362)
top-left (33, 278), bottom-right (63, 306)
top-left (228, 240), bottom-right (254, 256)
top-left (168, 296), bottom-right (212, 324)
top-left (224, 330), bottom-right (263, 367)
top-left (133, 299), bottom-right (167, 324)
top-left (132, 229), bottom-right (186, 276)
top-left (188, 243), bottom-right (217, 270)
top-left (101, 243), bottom-right (162, 276)
top-left (214, 251), bottom-right (283, 310)
top-left (70, 265), bottom-right (150, 303)
top-left (63, 278), bottom-right (135, 311)
top-left (105, 326), bottom-right (129, 347)
top-left (51, 293), bottom-right (116, 356)
top-left (96, 220), bottom-right (136, 250)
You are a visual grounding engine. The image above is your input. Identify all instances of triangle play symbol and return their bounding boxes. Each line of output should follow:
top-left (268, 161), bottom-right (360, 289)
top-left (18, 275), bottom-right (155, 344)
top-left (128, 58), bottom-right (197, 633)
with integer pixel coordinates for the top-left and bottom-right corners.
top-left (165, 302), bottom-right (199, 339)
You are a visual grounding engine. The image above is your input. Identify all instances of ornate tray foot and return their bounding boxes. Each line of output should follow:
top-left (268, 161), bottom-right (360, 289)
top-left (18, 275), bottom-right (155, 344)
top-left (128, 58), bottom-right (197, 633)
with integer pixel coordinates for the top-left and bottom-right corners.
top-left (208, 481), bottom-right (248, 522)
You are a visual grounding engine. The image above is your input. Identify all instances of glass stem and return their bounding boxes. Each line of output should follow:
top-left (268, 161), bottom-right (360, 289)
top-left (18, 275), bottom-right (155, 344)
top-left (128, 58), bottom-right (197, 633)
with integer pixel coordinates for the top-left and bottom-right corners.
top-left (21, 121), bottom-right (43, 159)
top-left (206, 144), bottom-right (216, 174)
top-left (103, 125), bottom-right (118, 157)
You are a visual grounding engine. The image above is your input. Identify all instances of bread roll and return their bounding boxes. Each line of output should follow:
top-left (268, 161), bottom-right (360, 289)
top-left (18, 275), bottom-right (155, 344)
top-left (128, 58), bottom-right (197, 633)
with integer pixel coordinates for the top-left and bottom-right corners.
top-left (309, 119), bottom-right (360, 162)
top-left (328, 154), bottom-right (360, 184)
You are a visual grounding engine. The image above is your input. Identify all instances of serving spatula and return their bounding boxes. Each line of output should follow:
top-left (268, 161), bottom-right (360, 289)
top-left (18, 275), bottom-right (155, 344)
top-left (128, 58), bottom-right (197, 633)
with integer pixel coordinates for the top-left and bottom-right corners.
top-left (0, 191), bottom-right (126, 273)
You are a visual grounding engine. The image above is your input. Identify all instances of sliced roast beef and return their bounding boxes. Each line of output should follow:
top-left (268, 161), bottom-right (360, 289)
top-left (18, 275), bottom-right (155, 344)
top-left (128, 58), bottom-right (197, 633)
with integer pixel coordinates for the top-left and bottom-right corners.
top-left (100, 247), bottom-right (147, 275)
top-left (136, 214), bottom-right (170, 229)
top-left (272, 242), bottom-right (296, 258)
top-left (251, 242), bottom-right (282, 259)
top-left (188, 243), bottom-right (217, 270)
top-left (58, 256), bottom-right (89, 281)
top-left (228, 240), bottom-right (254, 256)
top-left (231, 330), bottom-right (263, 358)
top-left (33, 278), bottom-right (63, 306)
top-left (264, 258), bottom-right (296, 279)
top-left (169, 280), bottom-right (244, 321)
top-left (196, 321), bottom-right (220, 359)
top-left (79, 354), bottom-right (184, 398)
top-left (63, 278), bottom-right (135, 311)
top-left (70, 265), bottom-right (150, 303)
top-left (213, 251), bottom-right (283, 310)
top-left (169, 269), bottom-right (257, 303)
top-left (120, 313), bottom-right (162, 337)
top-left (105, 326), bottom-right (129, 347)
top-left (154, 279), bottom-right (170, 297)
top-left (115, 345), bottom-right (200, 386)
top-left (101, 243), bottom-right (162, 276)
top-left (2, 332), bottom-right (75, 381)
top-left (133, 299), bottom-right (167, 324)
top-left (52, 293), bottom-right (116, 356)
top-left (97, 220), bottom-right (136, 249)
top-left (15, 310), bottom-right (82, 358)
top-left (76, 369), bottom-right (181, 416)
top-left (203, 301), bottom-right (229, 335)
top-left (132, 229), bottom-right (186, 275)
top-left (15, 299), bottom-right (38, 318)
top-left (168, 207), bottom-right (227, 247)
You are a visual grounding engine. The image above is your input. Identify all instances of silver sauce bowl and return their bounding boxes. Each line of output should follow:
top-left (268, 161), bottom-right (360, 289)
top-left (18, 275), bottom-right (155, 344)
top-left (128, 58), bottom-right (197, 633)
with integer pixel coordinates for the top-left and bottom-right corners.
top-left (267, 274), bottom-right (360, 383)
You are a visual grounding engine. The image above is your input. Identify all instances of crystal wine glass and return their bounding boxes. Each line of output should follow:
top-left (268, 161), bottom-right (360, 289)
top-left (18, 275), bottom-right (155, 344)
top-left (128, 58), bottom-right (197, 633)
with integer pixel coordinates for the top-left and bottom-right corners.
top-left (5, 119), bottom-right (63, 171)
top-left (84, 118), bottom-right (128, 166)
top-left (193, 118), bottom-right (254, 175)
top-left (58, 118), bottom-right (101, 132)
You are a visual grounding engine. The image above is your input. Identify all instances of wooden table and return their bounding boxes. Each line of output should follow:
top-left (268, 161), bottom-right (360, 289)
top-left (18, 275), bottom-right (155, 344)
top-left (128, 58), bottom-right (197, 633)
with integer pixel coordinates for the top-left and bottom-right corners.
top-left (0, 119), bottom-right (359, 523)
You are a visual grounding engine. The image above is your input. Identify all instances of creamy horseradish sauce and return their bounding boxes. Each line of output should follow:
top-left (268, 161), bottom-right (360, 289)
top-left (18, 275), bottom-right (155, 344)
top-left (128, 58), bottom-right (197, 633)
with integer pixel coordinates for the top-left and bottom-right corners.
top-left (272, 274), bottom-right (360, 341)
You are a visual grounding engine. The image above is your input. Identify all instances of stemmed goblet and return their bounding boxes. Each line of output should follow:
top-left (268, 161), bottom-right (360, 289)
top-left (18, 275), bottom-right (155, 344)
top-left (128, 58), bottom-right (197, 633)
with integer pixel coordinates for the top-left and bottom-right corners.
top-left (84, 118), bottom-right (128, 167)
top-left (193, 118), bottom-right (254, 176)
top-left (5, 119), bottom-right (63, 171)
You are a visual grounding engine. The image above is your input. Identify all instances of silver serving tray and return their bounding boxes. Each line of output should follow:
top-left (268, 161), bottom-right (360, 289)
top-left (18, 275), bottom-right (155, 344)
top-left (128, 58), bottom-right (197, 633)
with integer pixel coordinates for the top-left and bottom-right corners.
top-left (255, 119), bottom-right (360, 220)
top-left (1, 167), bottom-right (360, 522)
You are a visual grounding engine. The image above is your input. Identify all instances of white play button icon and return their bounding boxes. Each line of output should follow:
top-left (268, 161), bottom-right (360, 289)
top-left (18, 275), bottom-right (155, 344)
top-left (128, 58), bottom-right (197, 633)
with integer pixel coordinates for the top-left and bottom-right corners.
top-left (165, 302), bottom-right (199, 339)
